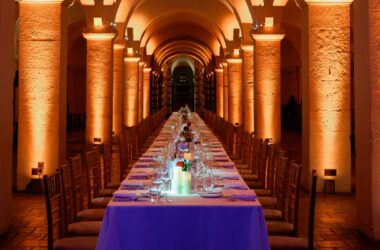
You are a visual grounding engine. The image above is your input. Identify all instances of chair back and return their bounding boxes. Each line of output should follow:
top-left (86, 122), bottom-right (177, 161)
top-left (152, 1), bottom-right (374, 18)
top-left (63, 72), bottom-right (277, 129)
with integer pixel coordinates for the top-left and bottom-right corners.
top-left (275, 156), bottom-right (289, 213)
top-left (102, 141), bottom-right (112, 188)
top-left (43, 172), bottom-right (65, 250)
top-left (84, 149), bottom-right (102, 201)
top-left (271, 149), bottom-right (287, 197)
top-left (249, 136), bottom-right (262, 175)
top-left (68, 154), bottom-right (88, 213)
top-left (59, 163), bottom-right (75, 227)
top-left (256, 139), bottom-right (270, 188)
top-left (308, 170), bottom-right (317, 250)
top-left (284, 161), bottom-right (303, 235)
top-left (266, 145), bottom-right (281, 190)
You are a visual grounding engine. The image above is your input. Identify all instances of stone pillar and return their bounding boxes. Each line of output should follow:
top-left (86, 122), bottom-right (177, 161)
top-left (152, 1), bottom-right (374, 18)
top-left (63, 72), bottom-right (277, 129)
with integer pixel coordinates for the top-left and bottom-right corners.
top-left (252, 34), bottom-right (284, 144)
top-left (112, 44), bottom-right (125, 135)
top-left (138, 61), bottom-right (144, 122)
top-left (241, 44), bottom-right (255, 132)
top-left (0, 0), bottom-right (15, 234)
top-left (124, 57), bottom-right (140, 127)
top-left (83, 32), bottom-right (115, 145)
top-left (354, 0), bottom-right (380, 240)
top-left (18, 0), bottom-right (64, 189)
top-left (222, 62), bottom-right (229, 120)
top-left (143, 67), bottom-right (151, 119)
top-left (215, 68), bottom-right (224, 118)
top-left (305, 0), bottom-right (352, 192)
top-left (226, 58), bottom-right (243, 126)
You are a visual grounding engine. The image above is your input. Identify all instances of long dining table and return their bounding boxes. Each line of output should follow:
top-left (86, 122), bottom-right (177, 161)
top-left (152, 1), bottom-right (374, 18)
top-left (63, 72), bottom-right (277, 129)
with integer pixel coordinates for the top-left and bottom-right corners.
top-left (96, 112), bottom-right (270, 250)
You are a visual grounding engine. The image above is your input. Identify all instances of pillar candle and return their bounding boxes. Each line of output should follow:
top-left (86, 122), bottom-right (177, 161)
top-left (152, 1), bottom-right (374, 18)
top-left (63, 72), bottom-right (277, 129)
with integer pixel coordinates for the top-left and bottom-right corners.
top-left (181, 172), bottom-right (192, 195)
top-left (172, 166), bottom-right (182, 194)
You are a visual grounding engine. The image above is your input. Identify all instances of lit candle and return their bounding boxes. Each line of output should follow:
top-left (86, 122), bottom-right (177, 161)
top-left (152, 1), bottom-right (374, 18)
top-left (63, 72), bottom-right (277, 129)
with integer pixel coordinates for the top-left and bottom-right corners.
top-left (172, 166), bottom-right (182, 194)
top-left (183, 152), bottom-right (192, 160)
top-left (181, 172), bottom-right (192, 195)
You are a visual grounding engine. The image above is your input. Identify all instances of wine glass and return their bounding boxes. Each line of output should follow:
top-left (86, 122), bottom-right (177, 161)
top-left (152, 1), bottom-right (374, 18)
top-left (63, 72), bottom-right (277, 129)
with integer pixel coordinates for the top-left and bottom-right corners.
top-left (202, 170), bottom-right (214, 193)
top-left (149, 184), bottom-right (162, 203)
top-left (160, 166), bottom-right (172, 202)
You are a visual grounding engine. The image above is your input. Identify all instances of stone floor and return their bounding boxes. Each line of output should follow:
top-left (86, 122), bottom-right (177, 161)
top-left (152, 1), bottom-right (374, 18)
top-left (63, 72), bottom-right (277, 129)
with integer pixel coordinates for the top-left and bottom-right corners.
top-left (2, 128), bottom-right (380, 249)
top-left (1, 191), bottom-right (380, 249)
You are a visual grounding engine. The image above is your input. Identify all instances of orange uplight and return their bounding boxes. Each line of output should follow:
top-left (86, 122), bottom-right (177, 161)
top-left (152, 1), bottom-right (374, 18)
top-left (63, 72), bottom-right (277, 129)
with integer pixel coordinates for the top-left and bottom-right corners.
top-left (17, 1), bottom-right (61, 190)
top-left (93, 17), bottom-right (103, 27)
top-left (226, 58), bottom-right (243, 126)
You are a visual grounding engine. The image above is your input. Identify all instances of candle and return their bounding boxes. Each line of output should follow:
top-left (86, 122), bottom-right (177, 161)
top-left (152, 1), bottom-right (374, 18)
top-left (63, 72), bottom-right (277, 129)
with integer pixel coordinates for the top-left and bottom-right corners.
top-left (183, 152), bottom-right (192, 160)
top-left (172, 166), bottom-right (182, 194)
top-left (181, 172), bottom-right (192, 195)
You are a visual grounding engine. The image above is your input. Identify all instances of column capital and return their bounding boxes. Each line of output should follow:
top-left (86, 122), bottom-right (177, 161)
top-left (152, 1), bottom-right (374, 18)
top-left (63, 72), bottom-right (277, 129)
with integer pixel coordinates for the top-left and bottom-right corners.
top-left (226, 58), bottom-right (242, 64)
top-left (304, 0), bottom-right (353, 5)
top-left (114, 43), bottom-right (126, 49)
top-left (240, 44), bottom-right (254, 51)
top-left (215, 68), bottom-right (224, 73)
top-left (18, 0), bottom-right (64, 3)
top-left (83, 32), bottom-right (116, 41)
top-left (252, 33), bottom-right (285, 42)
top-left (143, 67), bottom-right (152, 72)
top-left (124, 57), bottom-right (140, 62)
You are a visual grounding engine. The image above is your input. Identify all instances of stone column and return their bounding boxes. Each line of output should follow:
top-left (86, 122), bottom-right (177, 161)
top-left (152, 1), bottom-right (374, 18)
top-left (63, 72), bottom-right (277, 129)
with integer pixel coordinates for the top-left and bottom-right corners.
top-left (83, 32), bottom-right (115, 145)
top-left (226, 58), bottom-right (243, 126)
top-left (0, 0), bottom-right (15, 234)
top-left (138, 61), bottom-right (144, 122)
top-left (241, 44), bottom-right (255, 132)
top-left (112, 44), bottom-right (125, 136)
top-left (305, 0), bottom-right (352, 192)
top-left (124, 57), bottom-right (140, 127)
top-left (222, 62), bottom-right (229, 120)
top-left (17, 0), bottom-right (64, 189)
top-left (143, 67), bottom-right (151, 119)
top-left (353, 0), bottom-right (380, 240)
top-left (252, 34), bottom-right (284, 144)
top-left (215, 68), bottom-right (224, 118)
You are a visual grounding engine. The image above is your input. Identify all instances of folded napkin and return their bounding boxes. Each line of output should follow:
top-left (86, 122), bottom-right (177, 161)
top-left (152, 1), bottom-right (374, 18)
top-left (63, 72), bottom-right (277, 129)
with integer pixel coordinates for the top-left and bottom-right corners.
top-left (208, 161), bottom-right (235, 169)
top-left (130, 168), bottom-right (154, 173)
top-left (128, 172), bottom-right (152, 180)
top-left (223, 189), bottom-right (256, 200)
top-left (211, 156), bottom-right (230, 162)
top-left (121, 179), bottom-right (151, 189)
top-left (139, 158), bottom-right (155, 162)
top-left (135, 162), bottom-right (151, 168)
top-left (223, 180), bottom-right (248, 190)
top-left (141, 154), bottom-right (156, 158)
top-left (204, 148), bottom-right (224, 153)
top-left (113, 190), bottom-right (138, 201)
top-left (214, 173), bottom-right (240, 180)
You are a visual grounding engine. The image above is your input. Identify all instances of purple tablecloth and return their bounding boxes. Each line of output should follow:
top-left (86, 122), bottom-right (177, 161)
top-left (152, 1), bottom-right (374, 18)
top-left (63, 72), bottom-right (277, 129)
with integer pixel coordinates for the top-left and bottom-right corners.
top-left (96, 113), bottom-right (270, 250)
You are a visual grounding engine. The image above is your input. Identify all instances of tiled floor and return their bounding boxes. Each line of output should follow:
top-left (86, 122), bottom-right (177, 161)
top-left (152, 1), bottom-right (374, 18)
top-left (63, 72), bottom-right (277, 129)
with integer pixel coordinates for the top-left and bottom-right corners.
top-left (2, 128), bottom-right (380, 249)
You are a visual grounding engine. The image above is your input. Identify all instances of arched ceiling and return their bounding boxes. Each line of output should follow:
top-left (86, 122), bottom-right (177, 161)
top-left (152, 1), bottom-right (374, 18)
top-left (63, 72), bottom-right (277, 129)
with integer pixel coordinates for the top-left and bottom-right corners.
top-left (154, 39), bottom-right (213, 67)
top-left (114, 0), bottom-right (251, 66)
top-left (171, 56), bottom-right (196, 74)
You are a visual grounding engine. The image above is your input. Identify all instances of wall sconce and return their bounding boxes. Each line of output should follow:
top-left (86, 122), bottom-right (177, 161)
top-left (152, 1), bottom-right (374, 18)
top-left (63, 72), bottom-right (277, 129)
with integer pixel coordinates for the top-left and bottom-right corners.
top-left (93, 17), bottom-right (103, 27)
top-left (233, 49), bottom-right (240, 57)
top-left (265, 17), bottom-right (274, 28)
top-left (323, 168), bottom-right (337, 194)
top-left (127, 47), bottom-right (134, 55)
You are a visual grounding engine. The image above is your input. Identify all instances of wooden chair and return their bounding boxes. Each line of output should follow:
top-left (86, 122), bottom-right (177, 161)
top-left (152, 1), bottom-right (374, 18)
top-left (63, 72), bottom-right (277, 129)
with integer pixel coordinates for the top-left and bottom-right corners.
top-left (43, 172), bottom-right (98, 250)
top-left (254, 145), bottom-right (282, 197)
top-left (269, 170), bottom-right (317, 250)
top-left (83, 150), bottom-right (112, 208)
top-left (258, 154), bottom-right (289, 209)
top-left (62, 163), bottom-right (104, 223)
top-left (266, 161), bottom-right (303, 236)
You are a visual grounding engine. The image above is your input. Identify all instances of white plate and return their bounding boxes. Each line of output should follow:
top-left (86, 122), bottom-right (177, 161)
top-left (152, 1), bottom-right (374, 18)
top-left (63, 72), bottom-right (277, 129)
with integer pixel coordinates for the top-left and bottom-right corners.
top-left (198, 191), bottom-right (222, 198)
